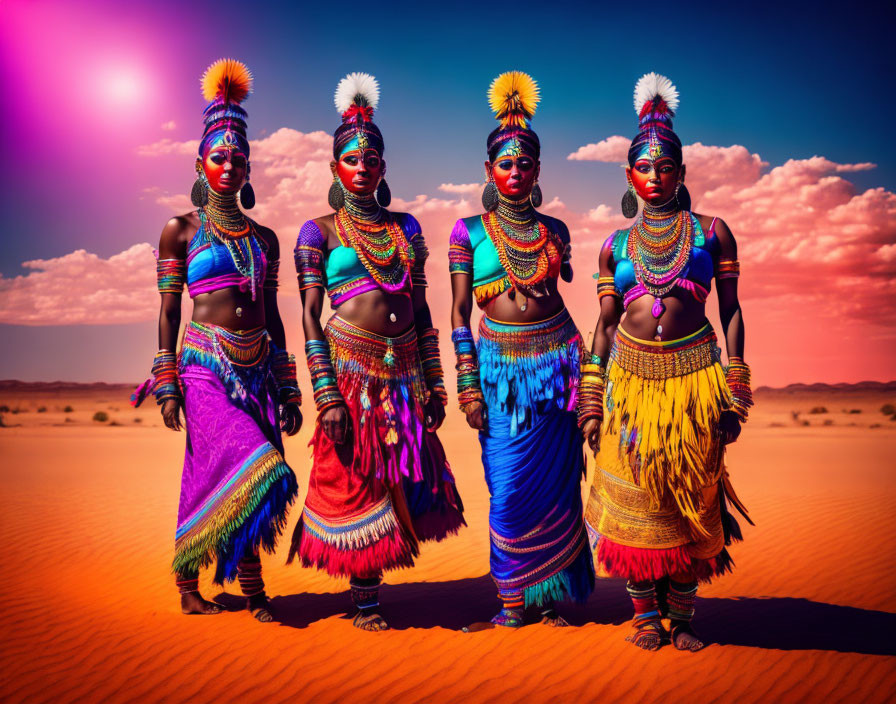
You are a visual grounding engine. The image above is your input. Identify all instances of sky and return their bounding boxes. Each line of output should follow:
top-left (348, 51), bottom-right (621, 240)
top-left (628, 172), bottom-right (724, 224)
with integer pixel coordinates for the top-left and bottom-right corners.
top-left (1, 0), bottom-right (893, 386)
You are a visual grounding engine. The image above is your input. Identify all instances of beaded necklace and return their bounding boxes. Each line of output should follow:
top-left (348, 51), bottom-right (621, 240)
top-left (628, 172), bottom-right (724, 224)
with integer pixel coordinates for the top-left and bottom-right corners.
top-left (628, 202), bottom-right (693, 313)
top-left (200, 189), bottom-right (263, 300)
top-left (335, 193), bottom-right (413, 293)
top-left (483, 193), bottom-right (560, 288)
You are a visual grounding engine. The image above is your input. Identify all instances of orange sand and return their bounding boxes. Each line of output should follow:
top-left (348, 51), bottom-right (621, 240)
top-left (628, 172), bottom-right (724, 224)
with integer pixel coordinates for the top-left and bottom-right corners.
top-left (1, 388), bottom-right (895, 703)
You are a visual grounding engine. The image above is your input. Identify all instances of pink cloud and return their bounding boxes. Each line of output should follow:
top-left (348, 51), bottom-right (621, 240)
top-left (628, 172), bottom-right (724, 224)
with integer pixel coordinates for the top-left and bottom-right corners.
top-left (160, 120), bottom-right (177, 131)
top-left (439, 183), bottom-right (482, 196)
top-left (567, 136), bottom-right (631, 163)
top-left (136, 138), bottom-right (199, 157)
top-left (0, 244), bottom-right (158, 325)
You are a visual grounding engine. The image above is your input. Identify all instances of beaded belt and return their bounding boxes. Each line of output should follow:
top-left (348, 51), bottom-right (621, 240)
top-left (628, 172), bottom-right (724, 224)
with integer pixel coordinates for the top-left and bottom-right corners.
top-left (183, 321), bottom-right (268, 367)
top-left (326, 316), bottom-right (420, 378)
top-left (611, 324), bottom-right (719, 380)
top-left (478, 308), bottom-right (581, 358)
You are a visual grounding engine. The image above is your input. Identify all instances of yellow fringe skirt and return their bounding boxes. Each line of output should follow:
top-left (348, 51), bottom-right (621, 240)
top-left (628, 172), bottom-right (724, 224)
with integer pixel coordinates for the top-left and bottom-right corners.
top-left (584, 323), bottom-right (749, 582)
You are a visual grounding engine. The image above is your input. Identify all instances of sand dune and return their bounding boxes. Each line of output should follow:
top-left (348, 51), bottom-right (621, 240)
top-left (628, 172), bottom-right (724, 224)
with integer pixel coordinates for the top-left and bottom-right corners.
top-left (1, 387), bottom-right (894, 703)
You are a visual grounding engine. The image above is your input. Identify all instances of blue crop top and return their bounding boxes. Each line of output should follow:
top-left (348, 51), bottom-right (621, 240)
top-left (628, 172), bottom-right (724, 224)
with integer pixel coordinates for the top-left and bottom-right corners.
top-left (185, 217), bottom-right (270, 299)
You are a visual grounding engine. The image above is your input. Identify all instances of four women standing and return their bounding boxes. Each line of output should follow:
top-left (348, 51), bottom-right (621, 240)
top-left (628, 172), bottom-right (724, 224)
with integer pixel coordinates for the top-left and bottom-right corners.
top-left (140, 62), bottom-right (750, 648)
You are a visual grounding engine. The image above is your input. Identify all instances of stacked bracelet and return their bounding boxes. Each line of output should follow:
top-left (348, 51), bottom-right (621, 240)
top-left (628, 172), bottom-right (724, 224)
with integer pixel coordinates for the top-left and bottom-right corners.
top-left (270, 346), bottom-right (301, 406)
top-left (717, 259), bottom-right (741, 280)
top-left (157, 259), bottom-right (185, 294)
top-left (131, 350), bottom-right (182, 408)
top-left (305, 339), bottom-right (344, 413)
top-left (417, 327), bottom-right (448, 406)
top-left (595, 275), bottom-right (620, 302)
top-left (725, 356), bottom-right (753, 422)
top-left (577, 353), bottom-right (606, 430)
top-left (452, 326), bottom-right (484, 412)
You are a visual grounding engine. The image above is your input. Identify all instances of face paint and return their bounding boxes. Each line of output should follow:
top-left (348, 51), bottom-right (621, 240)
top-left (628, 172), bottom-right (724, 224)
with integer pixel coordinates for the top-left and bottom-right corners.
top-left (201, 144), bottom-right (248, 194)
top-left (490, 154), bottom-right (538, 198)
top-left (629, 156), bottom-right (680, 205)
top-left (336, 148), bottom-right (384, 196)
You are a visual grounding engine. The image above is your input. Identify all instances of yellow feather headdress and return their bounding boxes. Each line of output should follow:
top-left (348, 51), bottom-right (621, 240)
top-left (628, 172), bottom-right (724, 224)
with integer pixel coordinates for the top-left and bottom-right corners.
top-left (201, 58), bottom-right (253, 105)
top-left (489, 71), bottom-right (540, 128)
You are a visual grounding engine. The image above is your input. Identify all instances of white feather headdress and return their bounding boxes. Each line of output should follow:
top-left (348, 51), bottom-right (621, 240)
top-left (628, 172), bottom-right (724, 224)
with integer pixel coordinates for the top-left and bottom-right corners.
top-left (633, 72), bottom-right (679, 117)
top-left (334, 72), bottom-right (380, 117)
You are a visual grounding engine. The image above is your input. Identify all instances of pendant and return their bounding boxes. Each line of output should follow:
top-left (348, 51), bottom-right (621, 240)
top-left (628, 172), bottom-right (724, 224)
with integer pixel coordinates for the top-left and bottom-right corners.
top-left (655, 323), bottom-right (663, 342)
top-left (651, 297), bottom-right (665, 318)
top-left (384, 341), bottom-right (395, 367)
top-left (235, 307), bottom-right (243, 317)
top-left (389, 312), bottom-right (397, 323)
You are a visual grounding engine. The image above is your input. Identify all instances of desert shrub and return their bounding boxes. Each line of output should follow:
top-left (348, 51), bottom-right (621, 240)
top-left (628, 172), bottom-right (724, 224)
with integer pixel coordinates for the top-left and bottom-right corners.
top-left (63, 405), bottom-right (73, 413)
top-left (808, 406), bottom-right (828, 414)
top-left (870, 423), bottom-right (881, 429)
top-left (769, 422), bottom-right (786, 428)
top-left (0, 405), bottom-right (8, 413)
top-left (37, 406), bottom-right (47, 413)
top-left (881, 403), bottom-right (896, 416)
top-left (822, 419), bottom-right (834, 426)
top-left (92, 411), bottom-right (109, 423)
top-left (848, 409), bottom-right (862, 414)
top-left (133, 417), bottom-right (142, 423)
top-left (109, 421), bottom-right (122, 427)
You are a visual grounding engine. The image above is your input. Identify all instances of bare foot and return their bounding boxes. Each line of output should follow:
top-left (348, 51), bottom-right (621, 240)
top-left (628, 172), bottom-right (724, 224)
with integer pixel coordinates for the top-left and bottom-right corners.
top-left (625, 620), bottom-right (667, 651)
top-left (353, 610), bottom-right (389, 631)
top-left (247, 593), bottom-right (273, 622)
top-left (671, 623), bottom-right (705, 651)
top-left (181, 592), bottom-right (223, 615)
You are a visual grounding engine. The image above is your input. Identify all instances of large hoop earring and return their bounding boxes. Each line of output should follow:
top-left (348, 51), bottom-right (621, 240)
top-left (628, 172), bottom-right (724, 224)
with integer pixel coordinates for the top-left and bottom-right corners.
top-left (675, 183), bottom-right (691, 211)
top-left (240, 179), bottom-right (255, 210)
top-left (191, 168), bottom-right (209, 208)
top-left (530, 182), bottom-right (543, 208)
top-left (328, 178), bottom-right (345, 210)
top-left (621, 182), bottom-right (638, 218)
top-left (482, 180), bottom-right (499, 212)
top-left (376, 179), bottom-right (391, 207)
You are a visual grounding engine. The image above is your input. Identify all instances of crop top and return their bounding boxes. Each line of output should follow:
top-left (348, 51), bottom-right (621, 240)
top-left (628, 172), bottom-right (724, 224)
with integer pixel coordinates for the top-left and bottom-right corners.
top-left (602, 214), bottom-right (719, 309)
top-left (294, 212), bottom-right (427, 306)
top-left (185, 220), bottom-right (270, 299)
top-left (448, 213), bottom-right (569, 308)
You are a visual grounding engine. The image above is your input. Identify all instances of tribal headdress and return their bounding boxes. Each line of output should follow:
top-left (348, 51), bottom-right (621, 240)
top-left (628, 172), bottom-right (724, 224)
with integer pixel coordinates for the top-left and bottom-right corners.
top-left (333, 72), bottom-right (384, 159)
top-left (628, 72), bottom-right (682, 166)
top-left (198, 58), bottom-right (253, 157)
top-left (487, 71), bottom-right (541, 161)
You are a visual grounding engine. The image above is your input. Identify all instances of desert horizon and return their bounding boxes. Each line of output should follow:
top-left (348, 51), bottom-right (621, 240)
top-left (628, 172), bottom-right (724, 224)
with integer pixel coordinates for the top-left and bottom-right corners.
top-left (2, 380), bottom-right (894, 702)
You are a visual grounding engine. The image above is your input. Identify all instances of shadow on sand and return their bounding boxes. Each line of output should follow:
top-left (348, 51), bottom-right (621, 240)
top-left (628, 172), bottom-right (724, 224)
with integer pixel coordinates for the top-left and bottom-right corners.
top-left (215, 575), bottom-right (895, 656)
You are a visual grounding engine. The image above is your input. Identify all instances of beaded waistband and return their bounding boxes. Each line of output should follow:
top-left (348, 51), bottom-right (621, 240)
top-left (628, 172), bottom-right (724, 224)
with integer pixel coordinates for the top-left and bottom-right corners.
top-left (325, 316), bottom-right (420, 377)
top-left (479, 308), bottom-right (580, 354)
top-left (611, 324), bottom-right (719, 379)
top-left (183, 321), bottom-right (269, 367)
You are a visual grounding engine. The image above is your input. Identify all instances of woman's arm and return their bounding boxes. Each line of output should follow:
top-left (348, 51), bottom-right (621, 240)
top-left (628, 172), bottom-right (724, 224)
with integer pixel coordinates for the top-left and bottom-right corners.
top-left (581, 237), bottom-right (622, 452)
top-left (156, 217), bottom-right (189, 430)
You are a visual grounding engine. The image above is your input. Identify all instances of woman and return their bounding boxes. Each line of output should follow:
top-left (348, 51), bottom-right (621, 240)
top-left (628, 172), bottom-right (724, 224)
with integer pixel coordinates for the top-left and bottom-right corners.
top-left (289, 73), bottom-right (465, 632)
top-left (133, 59), bottom-right (302, 622)
top-left (449, 71), bottom-right (594, 629)
top-left (578, 73), bottom-right (753, 651)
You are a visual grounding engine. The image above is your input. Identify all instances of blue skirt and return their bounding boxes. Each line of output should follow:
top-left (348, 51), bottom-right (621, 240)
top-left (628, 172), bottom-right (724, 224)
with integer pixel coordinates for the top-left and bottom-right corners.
top-left (477, 310), bottom-right (595, 607)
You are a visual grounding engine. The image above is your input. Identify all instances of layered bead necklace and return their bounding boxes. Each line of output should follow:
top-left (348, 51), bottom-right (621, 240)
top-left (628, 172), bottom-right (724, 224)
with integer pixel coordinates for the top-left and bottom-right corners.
top-left (201, 188), bottom-right (264, 301)
top-left (335, 191), bottom-right (413, 294)
top-left (628, 199), bottom-right (693, 318)
top-left (483, 192), bottom-right (560, 289)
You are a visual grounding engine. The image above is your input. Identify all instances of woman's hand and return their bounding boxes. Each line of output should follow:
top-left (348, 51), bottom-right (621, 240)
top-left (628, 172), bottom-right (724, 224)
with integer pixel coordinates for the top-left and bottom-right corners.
top-left (424, 397), bottom-right (446, 431)
top-left (161, 399), bottom-right (183, 431)
top-left (321, 404), bottom-right (350, 444)
top-left (464, 401), bottom-right (487, 431)
top-left (582, 418), bottom-right (601, 454)
top-left (280, 403), bottom-right (302, 436)
top-left (718, 410), bottom-right (742, 445)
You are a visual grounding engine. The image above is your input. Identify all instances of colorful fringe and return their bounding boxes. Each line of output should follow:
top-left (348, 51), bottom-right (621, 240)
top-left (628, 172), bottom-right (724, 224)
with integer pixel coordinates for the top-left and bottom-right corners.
top-left (291, 495), bottom-right (417, 578)
top-left (604, 324), bottom-right (731, 532)
top-left (477, 309), bottom-right (583, 437)
top-left (322, 316), bottom-right (428, 485)
top-left (174, 443), bottom-right (297, 583)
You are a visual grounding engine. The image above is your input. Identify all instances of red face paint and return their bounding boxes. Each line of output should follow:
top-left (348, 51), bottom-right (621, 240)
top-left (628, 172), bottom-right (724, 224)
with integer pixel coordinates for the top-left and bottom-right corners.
top-left (201, 146), bottom-right (248, 194)
top-left (335, 149), bottom-right (384, 196)
top-left (629, 157), bottom-right (680, 206)
top-left (489, 154), bottom-right (538, 199)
